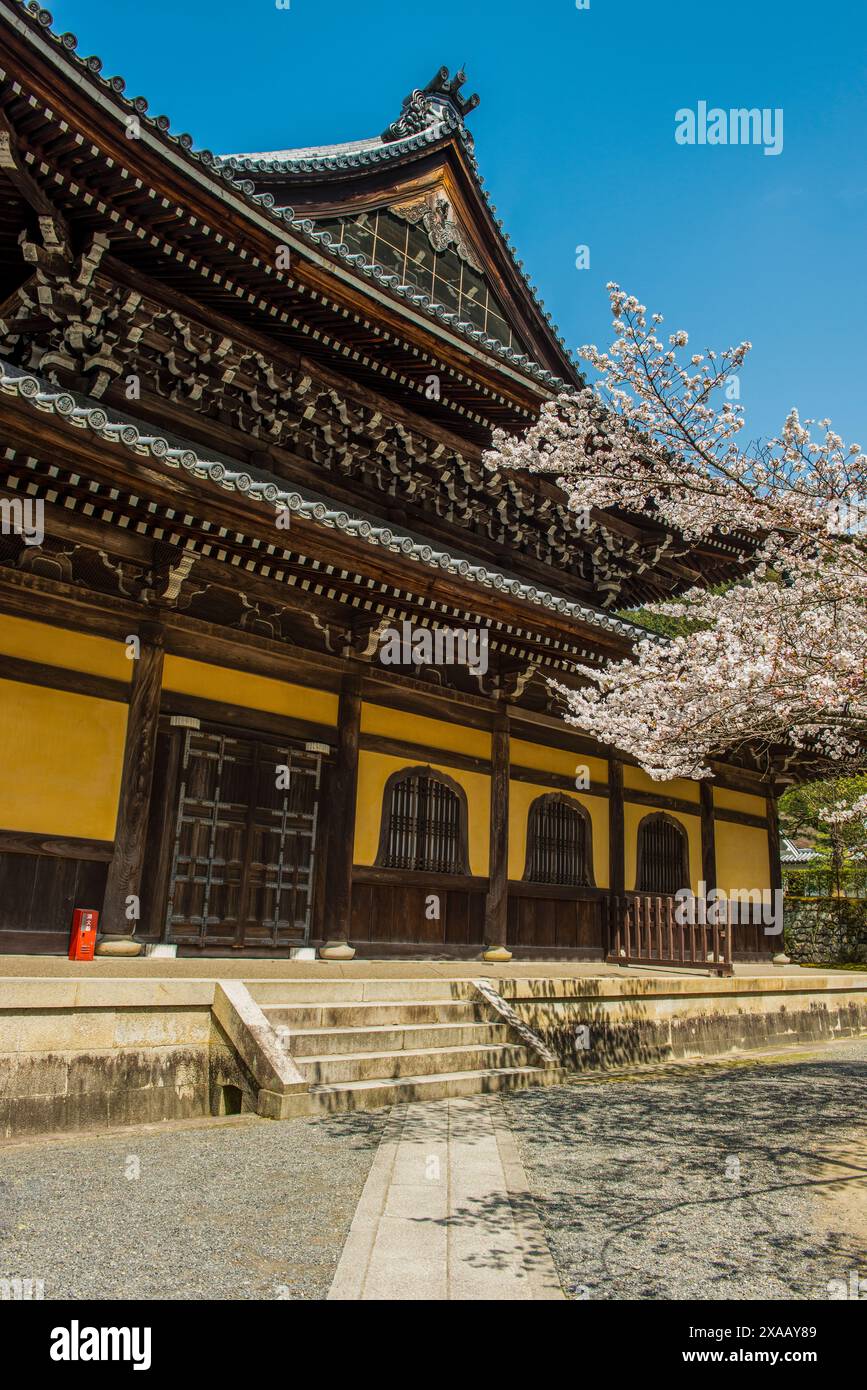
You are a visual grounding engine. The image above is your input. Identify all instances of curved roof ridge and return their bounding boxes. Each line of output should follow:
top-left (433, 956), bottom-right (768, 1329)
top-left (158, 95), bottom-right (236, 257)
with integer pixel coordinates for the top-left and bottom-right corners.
top-left (222, 135), bottom-right (389, 163)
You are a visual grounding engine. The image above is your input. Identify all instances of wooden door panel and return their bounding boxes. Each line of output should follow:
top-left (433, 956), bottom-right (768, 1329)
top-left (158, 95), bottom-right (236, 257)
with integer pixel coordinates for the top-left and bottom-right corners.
top-left (165, 731), bottom-right (322, 948)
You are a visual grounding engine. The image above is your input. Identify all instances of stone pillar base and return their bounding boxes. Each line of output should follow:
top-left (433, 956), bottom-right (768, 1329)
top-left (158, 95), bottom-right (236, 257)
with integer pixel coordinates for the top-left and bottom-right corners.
top-left (482, 946), bottom-right (513, 964)
top-left (94, 935), bottom-right (143, 958)
top-left (319, 941), bottom-right (357, 961)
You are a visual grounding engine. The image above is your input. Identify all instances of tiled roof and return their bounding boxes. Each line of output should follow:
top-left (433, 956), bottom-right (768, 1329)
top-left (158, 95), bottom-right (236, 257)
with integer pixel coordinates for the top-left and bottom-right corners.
top-left (220, 116), bottom-right (463, 174)
top-left (3, 4), bottom-right (573, 390)
top-left (780, 837), bottom-right (817, 864)
top-left (0, 360), bottom-right (660, 647)
top-left (217, 101), bottom-right (575, 385)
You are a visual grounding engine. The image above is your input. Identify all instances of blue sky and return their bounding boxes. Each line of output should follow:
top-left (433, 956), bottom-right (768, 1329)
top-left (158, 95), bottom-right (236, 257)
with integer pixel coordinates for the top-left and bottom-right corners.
top-left (46, 0), bottom-right (867, 447)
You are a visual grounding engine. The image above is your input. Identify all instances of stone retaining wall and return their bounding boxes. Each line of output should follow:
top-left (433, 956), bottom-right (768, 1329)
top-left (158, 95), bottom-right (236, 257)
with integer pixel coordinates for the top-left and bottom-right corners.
top-left (0, 980), bottom-right (303, 1139)
top-left (784, 898), bottom-right (867, 965)
top-left (500, 974), bottom-right (867, 1071)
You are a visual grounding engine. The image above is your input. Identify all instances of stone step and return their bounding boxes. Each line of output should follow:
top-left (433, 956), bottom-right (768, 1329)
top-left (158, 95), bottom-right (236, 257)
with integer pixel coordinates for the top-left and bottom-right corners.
top-left (263, 999), bottom-right (489, 1030)
top-left (287, 1020), bottom-right (514, 1056)
top-left (300, 1065), bottom-right (551, 1115)
top-left (296, 1042), bottom-right (533, 1085)
top-left (250, 978), bottom-right (479, 1006)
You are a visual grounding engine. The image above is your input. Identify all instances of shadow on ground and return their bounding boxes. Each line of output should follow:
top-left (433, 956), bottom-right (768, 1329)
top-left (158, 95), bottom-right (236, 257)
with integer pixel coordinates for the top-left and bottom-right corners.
top-left (501, 1045), bottom-right (867, 1300)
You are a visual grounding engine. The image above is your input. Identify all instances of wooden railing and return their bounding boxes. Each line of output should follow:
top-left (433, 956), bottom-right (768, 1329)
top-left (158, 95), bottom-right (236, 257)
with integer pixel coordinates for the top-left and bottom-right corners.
top-left (606, 893), bottom-right (733, 976)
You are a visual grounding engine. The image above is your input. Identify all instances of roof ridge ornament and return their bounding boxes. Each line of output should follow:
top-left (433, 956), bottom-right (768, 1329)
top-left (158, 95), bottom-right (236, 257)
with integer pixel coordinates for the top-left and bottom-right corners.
top-left (382, 66), bottom-right (480, 145)
top-left (391, 188), bottom-right (482, 271)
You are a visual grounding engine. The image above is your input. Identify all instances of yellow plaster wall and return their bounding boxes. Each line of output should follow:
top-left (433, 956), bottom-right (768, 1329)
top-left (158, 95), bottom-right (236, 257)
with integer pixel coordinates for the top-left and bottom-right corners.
top-left (713, 786), bottom-right (768, 817)
top-left (162, 656), bottom-right (338, 726)
top-left (624, 765), bottom-right (700, 803)
top-left (715, 822), bottom-right (771, 895)
top-left (0, 614), bottom-right (131, 682)
top-left (360, 704), bottom-right (491, 759)
top-left (354, 750), bottom-right (490, 875)
top-left (0, 679), bottom-right (126, 840)
top-left (624, 804), bottom-right (701, 893)
top-left (509, 738), bottom-right (607, 787)
top-left (508, 781), bottom-right (609, 887)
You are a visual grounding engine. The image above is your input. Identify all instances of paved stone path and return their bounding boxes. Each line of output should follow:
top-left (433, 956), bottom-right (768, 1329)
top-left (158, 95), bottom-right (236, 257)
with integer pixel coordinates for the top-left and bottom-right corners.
top-left (328, 1095), bottom-right (563, 1300)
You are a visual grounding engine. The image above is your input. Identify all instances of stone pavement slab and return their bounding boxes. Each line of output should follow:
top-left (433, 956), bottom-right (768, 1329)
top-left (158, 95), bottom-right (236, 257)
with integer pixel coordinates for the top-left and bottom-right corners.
top-left (327, 1095), bottom-right (564, 1301)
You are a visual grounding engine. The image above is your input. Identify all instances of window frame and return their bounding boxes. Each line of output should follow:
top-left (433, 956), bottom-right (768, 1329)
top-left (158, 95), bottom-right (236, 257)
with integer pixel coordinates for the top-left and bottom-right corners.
top-left (634, 812), bottom-right (691, 896)
top-left (522, 793), bottom-right (595, 888)
top-left (374, 764), bottom-right (470, 876)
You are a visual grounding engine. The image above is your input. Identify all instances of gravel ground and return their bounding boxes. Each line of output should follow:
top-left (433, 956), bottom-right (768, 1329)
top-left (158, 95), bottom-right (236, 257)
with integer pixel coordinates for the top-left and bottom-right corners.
top-left (1, 1043), bottom-right (864, 1303)
top-left (0, 1110), bottom-right (386, 1301)
top-left (502, 1040), bottom-right (867, 1301)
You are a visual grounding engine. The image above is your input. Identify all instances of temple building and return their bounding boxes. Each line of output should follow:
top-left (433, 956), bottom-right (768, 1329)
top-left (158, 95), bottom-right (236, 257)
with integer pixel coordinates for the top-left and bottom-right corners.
top-left (0, 2), bottom-right (779, 962)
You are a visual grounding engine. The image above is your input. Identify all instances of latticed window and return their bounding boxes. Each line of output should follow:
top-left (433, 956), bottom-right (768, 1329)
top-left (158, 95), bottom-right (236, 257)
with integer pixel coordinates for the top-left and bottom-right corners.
top-left (524, 795), bottom-right (593, 887)
top-left (635, 813), bottom-right (689, 895)
top-left (376, 767), bottom-right (469, 874)
top-left (314, 207), bottom-right (528, 354)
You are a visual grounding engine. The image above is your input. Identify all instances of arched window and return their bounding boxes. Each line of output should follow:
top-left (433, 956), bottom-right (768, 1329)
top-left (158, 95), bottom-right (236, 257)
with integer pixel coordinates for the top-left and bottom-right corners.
top-left (375, 766), bottom-right (469, 874)
top-left (635, 813), bottom-right (690, 895)
top-left (523, 794), bottom-right (594, 887)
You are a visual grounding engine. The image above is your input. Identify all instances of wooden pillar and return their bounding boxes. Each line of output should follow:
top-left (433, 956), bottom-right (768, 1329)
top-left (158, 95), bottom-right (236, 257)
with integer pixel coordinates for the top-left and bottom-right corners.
top-left (484, 710), bottom-right (510, 949)
top-left (608, 756), bottom-right (625, 894)
top-left (607, 756), bottom-right (625, 960)
top-left (323, 675), bottom-right (362, 944)
top-left (700, 781), bottom-right (717, 892)
top-left (767, 790), bottom-right (782, 894)
top-left (102, 633), bottom-right (165, 934)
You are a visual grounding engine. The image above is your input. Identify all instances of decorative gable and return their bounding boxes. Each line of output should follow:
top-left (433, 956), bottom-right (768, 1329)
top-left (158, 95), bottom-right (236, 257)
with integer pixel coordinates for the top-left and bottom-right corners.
top-left (315, 196), bottom-right (530, 357)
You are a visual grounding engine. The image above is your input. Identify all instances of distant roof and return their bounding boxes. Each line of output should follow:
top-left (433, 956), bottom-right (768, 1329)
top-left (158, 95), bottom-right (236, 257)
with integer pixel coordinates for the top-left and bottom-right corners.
top-left (780, 836), bottom-right (817, 863)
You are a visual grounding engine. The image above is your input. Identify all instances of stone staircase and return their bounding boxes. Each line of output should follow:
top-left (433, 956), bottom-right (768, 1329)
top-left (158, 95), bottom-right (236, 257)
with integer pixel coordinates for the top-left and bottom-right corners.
top-left (248, 978), bottom-right (554, 1115)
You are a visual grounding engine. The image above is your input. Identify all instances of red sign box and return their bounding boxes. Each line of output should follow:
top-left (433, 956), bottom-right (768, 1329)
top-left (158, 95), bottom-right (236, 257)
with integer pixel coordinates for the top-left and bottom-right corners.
top-left (69, 908), bottom-right (99, 961)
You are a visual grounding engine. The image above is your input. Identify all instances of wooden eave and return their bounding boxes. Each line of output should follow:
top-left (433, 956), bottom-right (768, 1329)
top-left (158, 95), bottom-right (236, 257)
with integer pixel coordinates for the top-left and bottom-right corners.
top-left (0, 386), bottom-right (636, 665)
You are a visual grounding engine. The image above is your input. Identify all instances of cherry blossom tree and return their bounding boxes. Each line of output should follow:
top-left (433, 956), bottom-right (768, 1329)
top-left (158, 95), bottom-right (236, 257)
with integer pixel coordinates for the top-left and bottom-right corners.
top-left (485, 285), bottom-right (867, 781)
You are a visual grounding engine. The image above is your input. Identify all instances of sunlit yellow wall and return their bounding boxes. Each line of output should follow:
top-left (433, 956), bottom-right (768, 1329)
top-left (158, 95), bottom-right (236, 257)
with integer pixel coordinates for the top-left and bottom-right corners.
top-left (715, 822), bottom-right (770, 894)
top-left (163, 655), bottom-right (337, 725)
top-left (361, 704), bottom-right (491, 759)
top-left (0, 679), bottom-right (126, 840)
top-left (624, 765), bottom-right (700, 804)
top-left (713, 786), bottom-right (768, 818)
top-left (508, 781), bottom-right (609, 887)
top-left (354, 750), bottom-right (490, 875)
top-left (0, 614), bottom-right (131, 682)
top-left (624, 804), bottom-right (701, 892)
top-left (509, 738), bottom-right (608, 787)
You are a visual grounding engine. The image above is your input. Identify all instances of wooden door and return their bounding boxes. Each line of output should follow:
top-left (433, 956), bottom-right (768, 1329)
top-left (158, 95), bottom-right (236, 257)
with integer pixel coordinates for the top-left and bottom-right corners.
top-left (164, 730), bottom-right (322, 950)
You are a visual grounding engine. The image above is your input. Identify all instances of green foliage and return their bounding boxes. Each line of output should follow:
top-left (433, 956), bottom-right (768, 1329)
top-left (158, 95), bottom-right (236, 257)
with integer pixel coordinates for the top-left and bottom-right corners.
top-left (780, 775), bottom-right (867, 852)
top-left (617, 583), bottom-right (735, 639)
top-left (615, 604), bottom-right (704, 639)
top-left (780, 775), bottom-right (867, 895)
